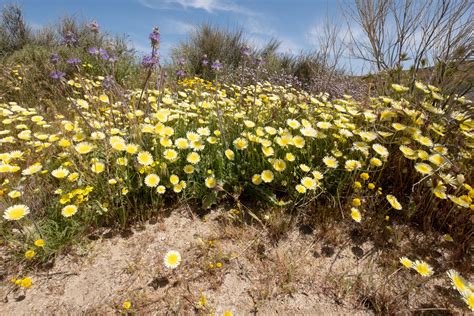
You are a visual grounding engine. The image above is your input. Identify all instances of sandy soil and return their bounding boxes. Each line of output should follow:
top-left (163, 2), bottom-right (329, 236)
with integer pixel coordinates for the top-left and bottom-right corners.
top-left (0, 207), bottom-right (466, 315)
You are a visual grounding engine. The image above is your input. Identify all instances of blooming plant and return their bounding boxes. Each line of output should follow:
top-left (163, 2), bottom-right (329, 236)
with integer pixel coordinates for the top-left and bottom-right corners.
top-left (0, 24), bottom-right (472, 312)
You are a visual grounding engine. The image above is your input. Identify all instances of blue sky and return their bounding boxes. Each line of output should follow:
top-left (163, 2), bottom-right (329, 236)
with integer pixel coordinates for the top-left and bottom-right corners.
top-left (3, 0), bottom-right (362, 69)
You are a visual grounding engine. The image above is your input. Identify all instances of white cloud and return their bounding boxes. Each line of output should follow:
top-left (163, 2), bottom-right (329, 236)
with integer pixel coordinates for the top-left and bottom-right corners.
top-left (165, 19), bottom-right (195, 35)
top-left (306, 23), bottom-right (324, 46)
top-left (160, 41), bottom-right (176, 63)
top-left (278, 36), bottom-right (305, 54)
top-left (247, 34), bottom-right (270, 50)
top-left (132, 40), bottom-right (176, 63)
top-left (138, 0), bottom-right (254, 15)
top-left (241, 17), bottom-right (280, 50)
top-left (305, 21), bottom-right (358, 47)
top-left (243, 18), bottom-right (304, 54)
top-left (132, 42), bottom-right (151, 54)
top-left (245, 18), bottom-right (275, 37)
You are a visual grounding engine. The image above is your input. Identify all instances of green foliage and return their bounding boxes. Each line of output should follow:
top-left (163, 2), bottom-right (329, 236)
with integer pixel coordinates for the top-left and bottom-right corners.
top-left (172, 23), bottom-right (248, 80)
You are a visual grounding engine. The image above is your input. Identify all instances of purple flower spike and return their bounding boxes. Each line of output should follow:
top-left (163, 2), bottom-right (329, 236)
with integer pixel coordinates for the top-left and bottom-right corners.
top-left (211, 60), bottom-right (223, 71)
top-left (241, 45), bottom-right (250, 57)
top-left (88, 47), bottom-right (99, 55)
top-left (50, 53), bottom-right (60, 64)
top-left (50, 70), bottom-right (65, 80)
top-left (142, 55), bottom-right (159, 68)
top-left (177, 56), bottom-right (186, 65)
top-left (149, 27), bottom-right (160, 48)
top-left (63, 31), bottom-right (77, 45)
top-left (66, 58), bottom-right (81, 65)
top-left (89, 20), bottom-right (100, 33)
top-left (102, 75), bottom-right (115, 89)
top-left (254, 56), bottom-right (265, 67)
top-left (202, 54), bottom-right (209, 66)
top-left (176, 69), bottom-right (185, 77)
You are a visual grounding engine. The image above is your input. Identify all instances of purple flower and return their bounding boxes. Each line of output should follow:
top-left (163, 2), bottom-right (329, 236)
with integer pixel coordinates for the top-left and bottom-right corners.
top-left (102, 75), bottom-right (114, 89)
top-left (176, 69), bottom-right (185, 77)
top-left (89, 20), bottom-right (100, 33)
top-left (88, 47), bottom-right (99, 55)
top-left (62, 31), bottom-right (77, 45)
top-left (211, 60), bottom-right (223, 71)
top-left (93, 48), bottom-right (109, 60)
top-left (202, 54), bottom-right (209, 66)
top-left (142, 55), bottom-right (159, 68)
top-left (177, 56), bottom-right (186, 66)
top-left (149, 27), bottom-right (160, 48)
top-left (241, 45), bottom-right (250, 57)
top-left (66, 58), bottom-right (81, 65)
top-left (254, 56), bottom-right (265, 67)
top-left (50, 53), bottom-right (60, 64)
top-left (50, 70), bottom-right (65, 80)
top-left (108, 56), bottom-right (118, 63)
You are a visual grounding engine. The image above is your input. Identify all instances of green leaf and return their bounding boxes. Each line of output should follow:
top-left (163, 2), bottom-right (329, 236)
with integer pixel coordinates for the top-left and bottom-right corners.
top-left (202, 191), bottom-right (217, 209)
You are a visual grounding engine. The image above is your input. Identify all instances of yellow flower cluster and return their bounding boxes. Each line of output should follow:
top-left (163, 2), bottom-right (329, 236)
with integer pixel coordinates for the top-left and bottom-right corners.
top-left (0, 75), bottom-right (472, 311)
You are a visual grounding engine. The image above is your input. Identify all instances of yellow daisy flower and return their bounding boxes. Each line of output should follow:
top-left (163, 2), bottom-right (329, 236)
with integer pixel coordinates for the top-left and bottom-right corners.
top-left (372, 143), bottom-right (389, 157)
top-left (170, 174), bottom-right (180, 185)
top-left (137, 151), bottom-right (153, 166)
top-left (22, 163), bottom-right (43, 175)
top-left (447, 270), bottom-right (470, 294)
top-left (225, 149), bottom-right (235, 160)
top-left (186, 152), bottom-right (201, 164)
top-left (351, 207), bottom-right (361, 223)
top-left (163, 149), bottom-right (178, 161)
top-left (233, 137), bottom-right (248, 150)
top-left (261, 170), bottom-right (274, 183)
top-left (323, 156), bottom-right (338, 168)
top-left (25, 250), bottom-right (35, 259)
top-left (175, 138), bottom-right (189, 149)
top-left (3, 204), bottom-right (30, 220)
top-left (144, 174), bottom-right (160, 188)
top-left (205, 176), bottom-right (216, 188)
top-left (415, 162), bottom-right (433, 175)
top-left (91, 162), bottom-right (105, 174)
top-left (413, 260), bottom-right (434, 277)
top-left (252, 174), bottom-right (262, 185)
top-left (34, 239), bottom-right (45, 247)
top-left (273, 159), bottom-right (286, 172)
top-left (345, 160), bottom-right (362, 171)
top-left (386, 194), bottom-right (402, 210)
top-left (164, 250), bottom-right (181, 269)
top-left (301, 177), bottom-right (316, 190)
top-left (61, 205), bottom-right (78, 217)
top-left (295, 184), bottom-right (307, 194)
top-left (51, 167), bottom-right (70, 179)
top-left (183, 165), bottom-right (195, 174)
top-left (149, 181), bottom-right (163, 193)
top-left (399, 257), bottom-right (413, 268)
top-left (74, 142), bottom-right (94, 154)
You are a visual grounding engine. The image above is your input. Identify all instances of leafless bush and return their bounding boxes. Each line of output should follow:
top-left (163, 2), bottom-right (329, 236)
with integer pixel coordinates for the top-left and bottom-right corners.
top-left (346, 0), bottom-right (473, 97)
top-left (0, 3), bottom-right (31, 55)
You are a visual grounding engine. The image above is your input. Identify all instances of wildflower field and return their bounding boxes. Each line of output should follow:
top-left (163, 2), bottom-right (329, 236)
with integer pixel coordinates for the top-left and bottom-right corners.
top-left (0, 14), bottom-right (473, 315)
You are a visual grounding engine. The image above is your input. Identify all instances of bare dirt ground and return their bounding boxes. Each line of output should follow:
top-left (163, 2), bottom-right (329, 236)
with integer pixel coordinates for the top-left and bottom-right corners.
top-left (0, 207), bottom-right (468, 315)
